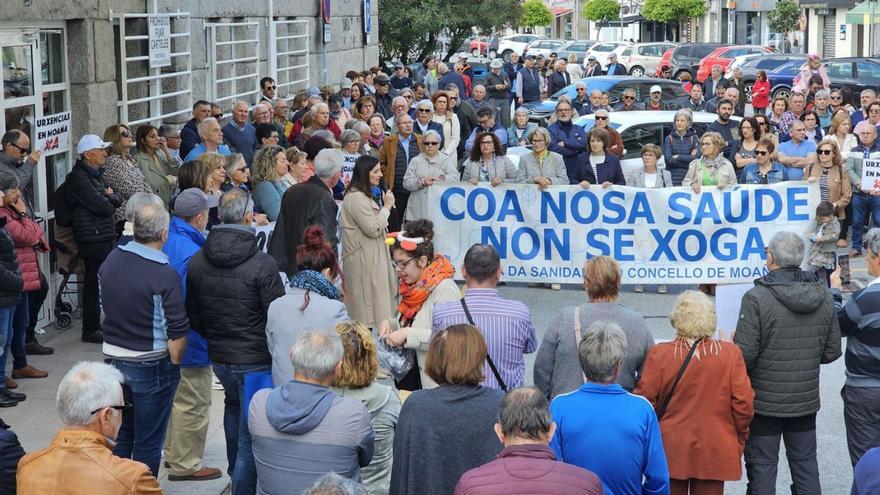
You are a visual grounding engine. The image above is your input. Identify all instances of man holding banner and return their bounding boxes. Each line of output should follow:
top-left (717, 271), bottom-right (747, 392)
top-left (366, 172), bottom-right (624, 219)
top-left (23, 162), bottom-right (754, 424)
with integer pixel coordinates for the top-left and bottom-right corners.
top-left (848, 121), bottom-right (880, 257)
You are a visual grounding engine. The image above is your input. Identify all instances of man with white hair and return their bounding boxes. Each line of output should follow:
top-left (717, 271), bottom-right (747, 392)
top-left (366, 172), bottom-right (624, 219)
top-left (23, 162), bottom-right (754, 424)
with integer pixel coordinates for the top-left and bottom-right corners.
top-left (385, 96), bottom-right (411, 131)
top-left (222, 100), bottom-right (258, 166)
top-left (99, 199), bottom-right (189, 477)
top-left (549, 321), bottom-right (669, 494)
top-left (184, 117), bottom-right (231, 162)
top-left (546, 59), bottom-right (571, 99)
top-left (249, 329), bottom-right (374, 494)
top-left (300, 102), bottom-right (342, 146)
top-left (17, 362), bottom-right (163, 493)
top-left (469, 84), bottom-right (490, 112)
top-left (252, 103), bottom-right (273, 126)
top-left (735, 231), bottom-right (841, 494)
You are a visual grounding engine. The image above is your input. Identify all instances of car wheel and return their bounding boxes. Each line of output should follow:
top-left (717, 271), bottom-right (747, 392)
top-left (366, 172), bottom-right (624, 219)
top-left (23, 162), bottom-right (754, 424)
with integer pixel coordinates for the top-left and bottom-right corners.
top-left (629, 66), bottom-right (645, 77)
top-left (472, 48), bottom-right (480, 57)
top-left (772, 86), bottom-right (791, 101)
top-left (744, 82), bottom-right (754, 104)
top-left (502, 50), bottom-right (513, 63)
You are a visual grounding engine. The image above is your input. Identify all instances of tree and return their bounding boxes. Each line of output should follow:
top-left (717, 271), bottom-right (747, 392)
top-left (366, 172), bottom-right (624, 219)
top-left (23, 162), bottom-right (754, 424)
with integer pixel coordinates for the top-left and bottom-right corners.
top-left (766, 0), bottom-right (800, 53)
top-left (520, 0), bottom-right (553, 29)
top-left (378, 0), bottom-right (522, 64)
top-left (642, 0), bottom-right (706, 41)
top-left (582, 0), bottom-right (620, 39)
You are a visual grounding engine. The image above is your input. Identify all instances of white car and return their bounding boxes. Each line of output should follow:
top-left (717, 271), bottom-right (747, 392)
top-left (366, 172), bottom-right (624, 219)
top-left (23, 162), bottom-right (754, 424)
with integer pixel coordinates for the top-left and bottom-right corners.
top-left (506, 110), bottom-right (740, 175)
top-left (585, 41), bottom-right (630, 68)
top-left (498, 34), bottom-right (546, 63)
top-left (614, 42), bottom-right (678, 77)
top-left (524, 39), bottom-right (566, 58)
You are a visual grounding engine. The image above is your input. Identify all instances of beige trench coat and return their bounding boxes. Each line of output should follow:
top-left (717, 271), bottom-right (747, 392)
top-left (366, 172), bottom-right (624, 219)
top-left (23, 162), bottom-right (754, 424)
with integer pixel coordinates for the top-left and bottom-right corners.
top-left (340, 189), bottom-right (397, 327)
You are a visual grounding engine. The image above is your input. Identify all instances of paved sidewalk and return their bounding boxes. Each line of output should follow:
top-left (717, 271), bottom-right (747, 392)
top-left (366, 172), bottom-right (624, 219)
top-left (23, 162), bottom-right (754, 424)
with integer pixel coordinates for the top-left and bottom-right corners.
top-left (2, 323), bottom-right (231, 495)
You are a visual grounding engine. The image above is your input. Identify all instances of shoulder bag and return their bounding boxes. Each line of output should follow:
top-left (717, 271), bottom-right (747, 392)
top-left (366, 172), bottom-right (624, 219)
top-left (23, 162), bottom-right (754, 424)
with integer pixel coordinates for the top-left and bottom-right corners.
top-left (655, 338), bottom-right (703, 420)
top-left (460, 298), bottom-right (508, 392)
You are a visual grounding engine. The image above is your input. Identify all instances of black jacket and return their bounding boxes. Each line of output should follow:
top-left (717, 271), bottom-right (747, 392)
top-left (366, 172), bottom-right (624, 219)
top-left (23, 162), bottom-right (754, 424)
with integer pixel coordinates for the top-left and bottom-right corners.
top-left (63, 160), bottom-right (122, 243)
top-left (0, 218), bottom-right (23, 308)
top-left (186, 224), bottom-right (285, 365)
top-left (0, 419), bottom-right (24, 495)
top-left (546, 71), bottom-right (571, 98)
top-left (180, 118), bottom-right (201, 161)
top-left (734, 268), bottom-right (842, 417)
top-left (269, 176), bottom-right (338, 274)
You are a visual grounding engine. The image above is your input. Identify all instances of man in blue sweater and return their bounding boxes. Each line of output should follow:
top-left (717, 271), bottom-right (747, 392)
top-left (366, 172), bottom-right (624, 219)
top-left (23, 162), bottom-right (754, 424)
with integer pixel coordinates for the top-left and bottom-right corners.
top-left (222, 100), bottom-right (257, 166)
top-left (832, 227), bottom-right (880, 468)
top-left (550, 321), bottom-right (669, 495)
top-left (99, 199), bottom-right (189, 477)
top-left (161, 188), bottom-right (222, 482)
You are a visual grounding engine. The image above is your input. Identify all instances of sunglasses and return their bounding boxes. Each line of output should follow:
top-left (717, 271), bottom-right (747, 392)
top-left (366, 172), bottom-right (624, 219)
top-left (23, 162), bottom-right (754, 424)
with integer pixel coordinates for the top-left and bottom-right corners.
top-left (817, 149), bottom-right (834, 155)
top-left (449, 97), bottom-right (459, 101)
top-left (577, 88), bottom-right (586, 91)
top-left (595, 116), bottom-right (608, 120)
top-left (423, 141), bottom-right (440, 146)
top-left (417, 108), bottom-right (431, 113)
top-left (120, 130), bottom-right (131, 138)
top-left (376, 81), bottom-right (389, 86)
top-left (9, 142), bottom-right (29, 153)
top-left (265, 85), bottom-right (276, 90)
top-left (755, 150), bottom-right (769, 156)
top-left (624, 95), bottom-right (635, 100)
top-left (213, 113), bottom-right (223, 119)
top-left (831, 95), bottom-right (842, 100)
top-left (404, 95), bottom-right (414, 100)
top-left (90, 402), bottom-right (133, 415)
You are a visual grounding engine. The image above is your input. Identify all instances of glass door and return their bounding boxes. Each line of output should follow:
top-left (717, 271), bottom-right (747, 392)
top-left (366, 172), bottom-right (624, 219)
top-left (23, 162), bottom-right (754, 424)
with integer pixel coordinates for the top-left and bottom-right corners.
top-left (0, 28), bottom-right (71, 325)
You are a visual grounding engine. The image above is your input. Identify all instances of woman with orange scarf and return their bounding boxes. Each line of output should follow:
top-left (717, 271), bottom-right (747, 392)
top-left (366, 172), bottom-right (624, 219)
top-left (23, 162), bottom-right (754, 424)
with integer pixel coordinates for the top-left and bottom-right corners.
top-left (379, 219), bottom-right (460, 391)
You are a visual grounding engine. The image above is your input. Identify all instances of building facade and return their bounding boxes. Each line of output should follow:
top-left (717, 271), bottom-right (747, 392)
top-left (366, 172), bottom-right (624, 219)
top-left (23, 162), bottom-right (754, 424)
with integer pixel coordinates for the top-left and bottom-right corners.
top-left (0, 0), bottom-right (377, 322)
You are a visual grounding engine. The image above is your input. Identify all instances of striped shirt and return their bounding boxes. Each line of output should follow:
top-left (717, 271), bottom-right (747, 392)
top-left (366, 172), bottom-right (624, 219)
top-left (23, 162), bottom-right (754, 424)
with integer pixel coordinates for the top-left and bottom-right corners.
top-left (431, 288), bottom-right (538, 390)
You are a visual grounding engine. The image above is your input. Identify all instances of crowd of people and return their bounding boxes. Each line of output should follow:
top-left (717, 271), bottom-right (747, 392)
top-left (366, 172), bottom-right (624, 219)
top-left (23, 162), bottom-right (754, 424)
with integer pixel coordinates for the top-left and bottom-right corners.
top-left (0, 52), bottom-right (877, 495)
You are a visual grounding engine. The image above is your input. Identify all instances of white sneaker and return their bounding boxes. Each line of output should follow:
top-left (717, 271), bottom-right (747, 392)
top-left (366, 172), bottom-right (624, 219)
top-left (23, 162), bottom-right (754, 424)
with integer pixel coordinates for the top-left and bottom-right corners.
top-left (634, 284), bottom-right (644, 293)
top-left (657, 284), bottom-right (667, 294)
top-left (550, 283), bottom-right (561, 291)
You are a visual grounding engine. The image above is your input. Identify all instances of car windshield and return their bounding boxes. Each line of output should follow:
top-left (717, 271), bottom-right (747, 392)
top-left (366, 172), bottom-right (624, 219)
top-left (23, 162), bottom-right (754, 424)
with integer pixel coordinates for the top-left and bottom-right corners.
top-left (771, 61), bottom-right (801, 75)
top-left (573, 115), bottom-right (622, 131)
top-left (550, 79), bottom-right (615, 99)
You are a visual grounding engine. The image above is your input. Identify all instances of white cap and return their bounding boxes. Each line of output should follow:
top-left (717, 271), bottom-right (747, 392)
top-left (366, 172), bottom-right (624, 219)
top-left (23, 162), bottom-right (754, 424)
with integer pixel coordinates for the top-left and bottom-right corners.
top-left (76, 134), bottom-right (111, 155)
top-left (650, 85), bottom-right (662, 94)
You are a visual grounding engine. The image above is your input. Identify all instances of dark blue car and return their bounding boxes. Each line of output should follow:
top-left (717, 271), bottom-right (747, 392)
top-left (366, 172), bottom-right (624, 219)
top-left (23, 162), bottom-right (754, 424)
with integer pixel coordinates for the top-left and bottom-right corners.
top-left (520, 76), bottom-right (689, 123)
top-left (768, 57), bottom-right (880, 104)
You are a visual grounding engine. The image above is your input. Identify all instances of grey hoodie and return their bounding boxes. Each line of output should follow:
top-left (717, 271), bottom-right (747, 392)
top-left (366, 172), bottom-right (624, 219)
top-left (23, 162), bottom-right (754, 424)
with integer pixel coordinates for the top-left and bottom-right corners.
top-left (735, 268), bottom-right (842, 417)
top-left (248, 380), bottom-right (374, 495)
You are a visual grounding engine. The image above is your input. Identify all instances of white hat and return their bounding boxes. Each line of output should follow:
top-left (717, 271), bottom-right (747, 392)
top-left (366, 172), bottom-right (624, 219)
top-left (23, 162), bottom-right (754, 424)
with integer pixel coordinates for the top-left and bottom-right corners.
top-left (650, 85), bottom-right (662, 93)
top-left (76, 134), bottom-right (111, 155)
top-left (489, 59), bottom-right (503, 69)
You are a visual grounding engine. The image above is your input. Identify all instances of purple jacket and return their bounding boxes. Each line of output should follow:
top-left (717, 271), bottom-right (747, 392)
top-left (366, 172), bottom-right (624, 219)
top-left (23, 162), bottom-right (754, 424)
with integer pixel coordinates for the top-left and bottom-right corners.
top-left (453, 444), bottom-right (604, 495)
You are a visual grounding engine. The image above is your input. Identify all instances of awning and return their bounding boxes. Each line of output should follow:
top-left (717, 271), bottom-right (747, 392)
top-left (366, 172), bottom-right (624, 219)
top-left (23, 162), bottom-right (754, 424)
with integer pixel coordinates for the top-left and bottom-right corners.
top-left (846, 0), bottom-right (880, 24)
top-left (551, 7), bottom-right (572, 17)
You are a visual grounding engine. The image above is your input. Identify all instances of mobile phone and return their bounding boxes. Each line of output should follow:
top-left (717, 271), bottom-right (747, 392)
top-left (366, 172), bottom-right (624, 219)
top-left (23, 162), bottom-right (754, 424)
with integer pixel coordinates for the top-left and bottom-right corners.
top-left (838, 254), bottom-right (850, 286)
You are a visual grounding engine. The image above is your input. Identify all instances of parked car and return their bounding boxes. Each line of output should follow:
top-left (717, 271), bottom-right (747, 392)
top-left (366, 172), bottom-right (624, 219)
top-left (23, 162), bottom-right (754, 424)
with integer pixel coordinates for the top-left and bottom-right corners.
top-left (520, 76), bottom-right (690, 123)
top-left (499, 34), bottom-right (546, 62)
top-left (725, 54), bottom-right (807, 103)
top-left (695, 45), bottom-right (776, 82)
top-left (524, 39), bottom-right (566, 58)
top-left (470, 36), bottom-right (499, 58)
top-left (654, 48), bottom-right (675, 76)
top-left (768, 57), bottom-right (880, 102)
top-left (668, 43), bottom-right (728, 79)
top-left (556, 40), bottom-right (599, 65)
top-left (614, 42), bottom-right (678, 77)
top-left (506, 110), bottom-right (740, 174)
top-left (586, 41), bottom-right (631, 68)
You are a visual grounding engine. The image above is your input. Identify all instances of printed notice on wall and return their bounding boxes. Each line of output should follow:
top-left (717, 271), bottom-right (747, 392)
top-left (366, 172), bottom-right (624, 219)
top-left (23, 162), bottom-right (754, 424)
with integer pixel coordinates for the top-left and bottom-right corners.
top-left (861, 159), bottom-right (880, 192)
top-left (148, 15), bottom-right (171, 68)
top-left (35, 111), bottom-right (71, 152)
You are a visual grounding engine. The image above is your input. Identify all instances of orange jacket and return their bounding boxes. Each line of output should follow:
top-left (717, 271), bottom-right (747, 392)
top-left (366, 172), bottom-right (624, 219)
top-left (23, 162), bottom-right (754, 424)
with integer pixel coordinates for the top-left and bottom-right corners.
top-left (17, 430), bottom-right (164, 495)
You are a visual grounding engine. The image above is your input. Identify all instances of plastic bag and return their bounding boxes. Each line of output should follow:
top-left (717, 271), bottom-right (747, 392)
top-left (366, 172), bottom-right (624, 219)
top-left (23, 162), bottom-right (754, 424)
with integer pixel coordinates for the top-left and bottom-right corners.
top-left (376, 337), bottom-right (415, 381)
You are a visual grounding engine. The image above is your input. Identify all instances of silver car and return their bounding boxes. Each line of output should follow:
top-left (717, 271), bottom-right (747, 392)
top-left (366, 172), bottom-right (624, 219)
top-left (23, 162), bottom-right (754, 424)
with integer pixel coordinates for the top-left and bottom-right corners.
top-left (613, 42), bottom-right (678, 77)
top-left (525, 39), bottom-right (566, 58)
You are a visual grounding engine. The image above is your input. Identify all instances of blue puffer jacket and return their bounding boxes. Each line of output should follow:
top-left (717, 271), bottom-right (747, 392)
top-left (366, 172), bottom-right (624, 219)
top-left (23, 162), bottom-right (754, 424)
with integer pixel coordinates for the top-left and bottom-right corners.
top-left (162, 216), bottom-right (209, 367)
top-left (548, 120), bottom-right (588, 182)
top-left (664, 128), bottom-right (701, 186)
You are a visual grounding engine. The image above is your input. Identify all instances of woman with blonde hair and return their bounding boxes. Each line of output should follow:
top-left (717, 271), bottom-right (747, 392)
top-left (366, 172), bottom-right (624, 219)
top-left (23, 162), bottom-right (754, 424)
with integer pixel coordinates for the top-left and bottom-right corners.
top-left (331, 321), bottom-right (401, 495)
top-left (566, 53), bottom-right (582, 82)
top-left (515, 127), bottom-right (569, 188)
top-left (635, 290), bottom-right (754, 495)
top-left (252, 145), bottom-right (291, 221)
top-left (534, 256), bottom-right (654, 399)
top-left (102, 123), bottom-right (152, 235)
top-left (430, 91), bottom-right (460, 157)
top-left (828, 111), bottom-right (857, 161)
top-left (806, 138), bottom-right (852, 248)
top-left (283, 147), bottom-right (311, 187)
top-left (682, 132), bottom-right (737, 193)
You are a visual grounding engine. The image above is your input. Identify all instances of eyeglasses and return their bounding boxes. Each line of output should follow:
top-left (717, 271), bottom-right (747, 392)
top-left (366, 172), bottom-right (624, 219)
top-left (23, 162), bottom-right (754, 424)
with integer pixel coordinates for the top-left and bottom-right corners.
top-left (235, 167), bottom-right (247, 173)
top-left (595, 116), bottom-right (608, 120)
top-left (120, 130), bottom-right (131, 138)
top-left (423, 141), bottom-right (440, 146)
top-left (417, 108), bottom-right (431, 113)
top-left (624, 95), bottom-right (635, 100)
top-left (754, 150), bottom-right (769, 156)
top-left (265, 85), bottom-right (276, 90)
top-left (817, 149), bottom-right (834, 155)
top-left (556, 108), bottom-right (571, 113)
top-left (392, 256), bottom-right (416, 270)
top-left (404, 95), bottom-right (414, 100)
top-left (90, 402), bottom-right (133, 415)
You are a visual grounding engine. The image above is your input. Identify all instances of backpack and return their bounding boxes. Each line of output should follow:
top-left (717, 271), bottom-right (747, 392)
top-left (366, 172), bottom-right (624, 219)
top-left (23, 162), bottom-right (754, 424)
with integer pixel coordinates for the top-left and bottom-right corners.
top-left (54, 181), bottom-right (73, 228)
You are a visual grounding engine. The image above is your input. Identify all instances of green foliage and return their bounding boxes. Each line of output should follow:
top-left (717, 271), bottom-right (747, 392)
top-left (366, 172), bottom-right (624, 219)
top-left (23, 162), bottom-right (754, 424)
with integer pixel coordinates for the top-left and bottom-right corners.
top-left (521, 0), bottom-right (553, 28)
top-left (642, 0), bottom-right (706, 23)
top-left (767, 0), bottom-right (801, 36)
top-left (582, 0), bottom-right (620, 37)
top-left (378, 0), bottom-right (522, 64)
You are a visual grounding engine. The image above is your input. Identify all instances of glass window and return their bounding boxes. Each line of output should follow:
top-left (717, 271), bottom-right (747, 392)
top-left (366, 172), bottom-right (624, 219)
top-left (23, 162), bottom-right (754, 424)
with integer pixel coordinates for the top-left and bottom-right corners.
top-left (693, 45), bottom-right (716, 58)
top-left (2, 45), bottom-right (34, 98)
top-left (4, 104), bottom-right (34, 140)
top-left (42, 90), bottom-right (66, 115)
top-left (856, 62), bottom-right (880, 81)
top-left (596, 44), bottom-right (614, 52)
top-left (40, 32), bottom-right (65, 85)
top-left (622, 47), bottom-right (632, 56)
top-left (827, 62), bottom-right (853, 79)
top-left (621, 124), bottom-right (663, 160)
top-left (45, 154), bottom-right (68, 210)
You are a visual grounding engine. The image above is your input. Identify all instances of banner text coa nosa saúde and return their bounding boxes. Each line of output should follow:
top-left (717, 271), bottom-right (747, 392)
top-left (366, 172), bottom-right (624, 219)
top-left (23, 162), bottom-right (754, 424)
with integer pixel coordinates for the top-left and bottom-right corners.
top-left (426, 183), bottom-right (819, 284)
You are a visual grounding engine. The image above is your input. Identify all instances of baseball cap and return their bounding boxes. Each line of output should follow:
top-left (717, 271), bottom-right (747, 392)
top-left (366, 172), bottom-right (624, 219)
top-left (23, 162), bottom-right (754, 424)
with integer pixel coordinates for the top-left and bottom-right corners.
top-left (587, 55), bottom-right (597, 61)
top-left (525, 54), bottom-right (536, 60)
top-left (650, 85), bottom-right (662, 93)
top-left (394, 62), bottom-right (404, 69)
top-left (374, 73), bottom-right (390, 84)
top-left (341, 78), bottom-right (353, 89)
top-left (174, 188), bottom-right (209, 217)
top-left (307, 86), bottom-right (321, 97)
top-left (76, 134), bottom-right (111, 155)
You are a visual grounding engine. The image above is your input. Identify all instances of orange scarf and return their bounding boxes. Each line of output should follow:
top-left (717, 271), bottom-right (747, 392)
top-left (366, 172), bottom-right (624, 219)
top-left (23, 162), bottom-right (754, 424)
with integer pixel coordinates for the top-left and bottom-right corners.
top-left (398, 255), bottom-right (455, 325)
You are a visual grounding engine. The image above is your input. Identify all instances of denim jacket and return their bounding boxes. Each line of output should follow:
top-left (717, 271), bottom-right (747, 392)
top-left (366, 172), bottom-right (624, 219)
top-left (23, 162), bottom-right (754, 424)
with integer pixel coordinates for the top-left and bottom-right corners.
top-left (739, 162), bottom-right (789, 184)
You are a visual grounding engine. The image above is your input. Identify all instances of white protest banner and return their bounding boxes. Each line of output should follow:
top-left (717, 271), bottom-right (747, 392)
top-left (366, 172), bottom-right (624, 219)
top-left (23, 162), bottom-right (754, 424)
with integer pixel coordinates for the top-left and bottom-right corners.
top-left (34, 111), bottom-right (71, 152)
top-left (714, 283), bottom-right (753, 341)
top-left (860, 158), bottom-right (880, 192)
top-left (426, 183), bottom-right (818, 284)
top-left (342, 154), bottom-right (357, 186)
top-left (148, 15), bottom-right (171, 68)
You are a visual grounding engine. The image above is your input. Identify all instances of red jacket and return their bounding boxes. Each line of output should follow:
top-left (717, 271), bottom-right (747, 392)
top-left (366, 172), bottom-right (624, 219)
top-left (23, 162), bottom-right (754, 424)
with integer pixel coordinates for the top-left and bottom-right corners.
top-left (752, 80), bottom-right (771, 109)
top-left (454, 444), bottom-right (604, 495)
top-left (0, 206), bottom-right (48, 292)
